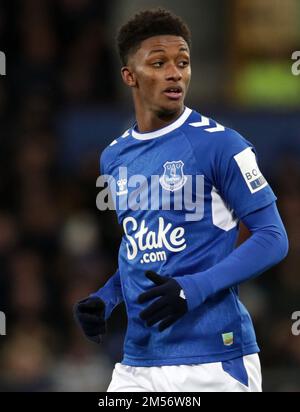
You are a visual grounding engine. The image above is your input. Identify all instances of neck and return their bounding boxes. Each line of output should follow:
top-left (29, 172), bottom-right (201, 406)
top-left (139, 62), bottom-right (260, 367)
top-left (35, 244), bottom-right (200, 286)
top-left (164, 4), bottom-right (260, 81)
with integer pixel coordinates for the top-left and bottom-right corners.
top-left (133, 99), bottom-right (185, 133)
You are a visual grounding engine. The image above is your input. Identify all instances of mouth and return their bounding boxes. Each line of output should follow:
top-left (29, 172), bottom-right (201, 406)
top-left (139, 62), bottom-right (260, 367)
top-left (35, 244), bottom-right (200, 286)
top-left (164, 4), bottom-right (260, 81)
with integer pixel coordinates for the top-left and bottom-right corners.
top-left (163, 86), bottom-right (183, 100)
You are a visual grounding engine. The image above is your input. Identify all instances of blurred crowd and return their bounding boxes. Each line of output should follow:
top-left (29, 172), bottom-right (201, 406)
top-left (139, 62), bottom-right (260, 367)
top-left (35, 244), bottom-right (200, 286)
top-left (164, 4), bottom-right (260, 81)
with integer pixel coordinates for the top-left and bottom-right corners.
top-left (0, 0), bottom-right (123, 391)
top-left (0, 0), bottom-right (299, 392)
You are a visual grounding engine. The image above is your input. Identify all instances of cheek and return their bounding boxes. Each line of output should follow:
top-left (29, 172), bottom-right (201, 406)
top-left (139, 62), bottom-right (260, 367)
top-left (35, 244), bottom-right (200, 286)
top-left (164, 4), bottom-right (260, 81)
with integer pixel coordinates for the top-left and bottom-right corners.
top-left (139, 74), bottom-right (160, 96)
top-left (184, 69), bottom-right (191, 85)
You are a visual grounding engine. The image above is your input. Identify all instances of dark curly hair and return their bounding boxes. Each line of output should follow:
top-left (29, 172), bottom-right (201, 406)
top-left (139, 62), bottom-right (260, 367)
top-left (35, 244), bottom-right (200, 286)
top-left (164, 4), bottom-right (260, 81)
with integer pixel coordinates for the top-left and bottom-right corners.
top-left (117, 8), bottom-right (192, 65)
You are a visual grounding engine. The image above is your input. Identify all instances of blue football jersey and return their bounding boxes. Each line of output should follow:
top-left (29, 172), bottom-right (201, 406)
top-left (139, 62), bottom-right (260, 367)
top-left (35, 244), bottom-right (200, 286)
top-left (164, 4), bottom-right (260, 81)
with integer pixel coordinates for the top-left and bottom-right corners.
top-left (99, 107), bottom-right (276, 366)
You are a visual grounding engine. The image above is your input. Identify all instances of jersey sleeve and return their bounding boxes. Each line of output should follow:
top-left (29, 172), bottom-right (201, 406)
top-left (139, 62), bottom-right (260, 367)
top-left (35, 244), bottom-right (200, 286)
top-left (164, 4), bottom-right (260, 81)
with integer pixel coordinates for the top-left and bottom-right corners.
top-left (213, 129), bottom-right (277, 219)
top-left (99, 143), bottom-right (116, 175)
top-left (176, 202), bottom-right (288, 311)
top-left (90, 268), bottom-right (124, 320)
top-left (99, 149), bottom-right (107, 175)
top-left (96, 148), bottom-right (124, 318)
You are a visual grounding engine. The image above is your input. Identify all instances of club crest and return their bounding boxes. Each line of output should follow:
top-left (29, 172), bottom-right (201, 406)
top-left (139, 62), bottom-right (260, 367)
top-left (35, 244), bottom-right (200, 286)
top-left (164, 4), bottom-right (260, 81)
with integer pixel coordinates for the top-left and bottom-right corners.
top-left (159, 160), bottom-right (187, 192)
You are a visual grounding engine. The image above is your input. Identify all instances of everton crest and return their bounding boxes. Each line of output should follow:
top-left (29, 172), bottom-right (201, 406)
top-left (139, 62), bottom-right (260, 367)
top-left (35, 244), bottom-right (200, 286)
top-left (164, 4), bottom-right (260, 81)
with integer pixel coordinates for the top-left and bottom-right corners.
top-left (159, 160), bottom-right (187, 192)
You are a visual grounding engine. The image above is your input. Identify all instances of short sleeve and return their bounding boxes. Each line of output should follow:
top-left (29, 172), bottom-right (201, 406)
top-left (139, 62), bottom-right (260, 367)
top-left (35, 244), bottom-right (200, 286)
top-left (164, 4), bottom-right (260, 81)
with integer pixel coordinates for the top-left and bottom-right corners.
top-left (214, 129), bottom-right (277, 219)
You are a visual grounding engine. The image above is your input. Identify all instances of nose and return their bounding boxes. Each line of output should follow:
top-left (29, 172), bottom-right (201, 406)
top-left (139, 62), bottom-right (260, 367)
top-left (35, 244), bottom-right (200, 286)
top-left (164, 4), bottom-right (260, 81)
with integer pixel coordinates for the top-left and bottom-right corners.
top-left (165, 63), bottom-right (182, 82)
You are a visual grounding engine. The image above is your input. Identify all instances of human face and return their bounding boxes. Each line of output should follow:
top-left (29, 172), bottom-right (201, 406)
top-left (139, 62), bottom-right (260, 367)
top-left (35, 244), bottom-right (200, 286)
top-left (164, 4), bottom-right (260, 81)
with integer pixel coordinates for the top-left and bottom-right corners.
top-left (122, 35), bottom-right (191, 118)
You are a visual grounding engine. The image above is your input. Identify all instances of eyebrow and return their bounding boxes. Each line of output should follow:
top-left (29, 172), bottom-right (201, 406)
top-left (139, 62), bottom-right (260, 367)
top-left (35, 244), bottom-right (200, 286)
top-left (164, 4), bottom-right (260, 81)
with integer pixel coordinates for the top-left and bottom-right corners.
top-left (148, 47), bottom-right (189, 56)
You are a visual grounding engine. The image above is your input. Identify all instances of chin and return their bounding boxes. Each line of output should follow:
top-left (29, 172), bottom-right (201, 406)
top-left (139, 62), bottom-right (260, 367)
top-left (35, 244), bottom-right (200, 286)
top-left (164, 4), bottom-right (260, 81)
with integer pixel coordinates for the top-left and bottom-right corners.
top-left (156, 101), bottom-right (184, 118)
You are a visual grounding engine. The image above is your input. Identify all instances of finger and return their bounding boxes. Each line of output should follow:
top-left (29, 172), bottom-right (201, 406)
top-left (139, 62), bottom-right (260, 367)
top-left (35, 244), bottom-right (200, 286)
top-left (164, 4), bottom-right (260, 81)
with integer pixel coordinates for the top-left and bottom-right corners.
top-left (146, 306), bottom-right (172, 327)
top-left (88, 335), bottom-right (102, 344)
top-left (84, 325), bottom-right (104, 337)
top-left (78, 299), bottom-right (104, 315)
top-left (138, 285), bottom-right (165, 303)
top-left (145, 271), bottom-right (168, 285)
top-left (158, 316), bottom-right (176, 332)
top-left (139, 297), bottom-right (168, 321)
top-left (84, 321), bottom-right (106, 336)
top-left (76, 312), bottom-right (102, 325)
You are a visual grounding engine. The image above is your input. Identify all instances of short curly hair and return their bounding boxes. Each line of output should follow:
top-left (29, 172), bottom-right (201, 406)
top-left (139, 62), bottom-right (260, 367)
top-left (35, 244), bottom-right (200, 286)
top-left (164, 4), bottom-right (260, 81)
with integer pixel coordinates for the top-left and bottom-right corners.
top-left (117, 8), bottom-right (192, 65)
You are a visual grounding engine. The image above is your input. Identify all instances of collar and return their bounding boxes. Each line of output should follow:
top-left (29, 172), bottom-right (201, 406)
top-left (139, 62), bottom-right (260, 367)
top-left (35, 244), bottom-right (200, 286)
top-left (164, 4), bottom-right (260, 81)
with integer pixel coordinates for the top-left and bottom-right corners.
top-left (131, 107), bottom-right (192, 140)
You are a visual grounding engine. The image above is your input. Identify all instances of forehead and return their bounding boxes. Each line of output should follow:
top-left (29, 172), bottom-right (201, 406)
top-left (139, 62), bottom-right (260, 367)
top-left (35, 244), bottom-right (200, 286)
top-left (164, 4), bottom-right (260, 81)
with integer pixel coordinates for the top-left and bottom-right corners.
top-left (135, 35), bottom-right (189, 58)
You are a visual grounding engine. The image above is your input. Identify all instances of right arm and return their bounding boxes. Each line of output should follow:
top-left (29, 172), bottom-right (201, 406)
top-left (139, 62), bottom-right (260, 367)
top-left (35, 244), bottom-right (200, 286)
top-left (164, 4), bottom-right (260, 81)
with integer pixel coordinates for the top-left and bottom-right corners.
top-left (90, 268), bottom-right (124, 320)
top-left (94, 150), bottom-right (124, 319)
top-left (74, 147), bottom-right (124, 342)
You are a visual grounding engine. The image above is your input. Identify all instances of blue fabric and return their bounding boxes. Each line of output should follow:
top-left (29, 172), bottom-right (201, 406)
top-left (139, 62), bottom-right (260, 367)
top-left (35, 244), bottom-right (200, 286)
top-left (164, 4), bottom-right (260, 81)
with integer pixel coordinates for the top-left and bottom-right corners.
top-left (95, 107), bottom-right (288, 366)
top-left (176, 202), bottom-right (289, 311)
top-left (222, 356), bottom-right (249, 387)
top-left (91, 268), bottom-right (123, 320)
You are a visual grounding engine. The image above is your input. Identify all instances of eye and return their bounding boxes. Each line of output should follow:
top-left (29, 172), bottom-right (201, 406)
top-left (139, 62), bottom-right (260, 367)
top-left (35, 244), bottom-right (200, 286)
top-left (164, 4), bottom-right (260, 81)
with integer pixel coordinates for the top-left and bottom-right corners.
top-left (152, 61), bottom-right (164, 68)
top-left (178, 61), bottom-right (189, 68)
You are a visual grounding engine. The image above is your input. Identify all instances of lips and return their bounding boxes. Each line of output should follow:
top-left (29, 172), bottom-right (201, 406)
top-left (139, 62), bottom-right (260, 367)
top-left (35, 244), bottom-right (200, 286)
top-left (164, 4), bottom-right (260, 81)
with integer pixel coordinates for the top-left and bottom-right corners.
top-left (163, 86), bottom-right (183, 100)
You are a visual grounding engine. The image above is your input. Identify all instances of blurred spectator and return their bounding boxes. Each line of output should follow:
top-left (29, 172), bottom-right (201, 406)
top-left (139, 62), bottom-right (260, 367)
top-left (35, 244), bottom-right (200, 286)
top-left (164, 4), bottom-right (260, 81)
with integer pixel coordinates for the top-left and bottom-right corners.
top-left (0, 321), bottom-right (55, 391)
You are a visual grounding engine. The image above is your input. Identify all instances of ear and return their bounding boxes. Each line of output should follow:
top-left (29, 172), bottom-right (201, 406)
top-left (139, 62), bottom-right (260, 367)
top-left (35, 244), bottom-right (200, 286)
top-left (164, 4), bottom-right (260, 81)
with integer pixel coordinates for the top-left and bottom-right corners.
top-left (121, 66), bottom-right (137, 88)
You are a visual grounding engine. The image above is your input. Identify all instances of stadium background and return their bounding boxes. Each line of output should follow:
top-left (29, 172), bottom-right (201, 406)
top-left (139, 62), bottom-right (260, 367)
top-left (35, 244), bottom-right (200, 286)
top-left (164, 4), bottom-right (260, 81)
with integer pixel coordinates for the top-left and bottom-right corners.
top-left (0, 0), bottom-right (299, 392)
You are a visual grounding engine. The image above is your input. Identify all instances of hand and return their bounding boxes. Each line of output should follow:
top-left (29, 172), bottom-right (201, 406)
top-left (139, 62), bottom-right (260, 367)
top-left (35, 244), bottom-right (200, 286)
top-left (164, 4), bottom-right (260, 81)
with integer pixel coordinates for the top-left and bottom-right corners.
top-left (138, 271), bottom-right (188, 332)
top-left (73, 296), bottom-right (106, 343)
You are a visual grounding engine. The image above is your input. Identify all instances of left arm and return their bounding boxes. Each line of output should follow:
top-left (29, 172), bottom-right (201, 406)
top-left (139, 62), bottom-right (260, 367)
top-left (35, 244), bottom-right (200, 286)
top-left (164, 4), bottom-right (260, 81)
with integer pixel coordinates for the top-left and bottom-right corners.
top-left (176, 201), bottom-right (289, 311)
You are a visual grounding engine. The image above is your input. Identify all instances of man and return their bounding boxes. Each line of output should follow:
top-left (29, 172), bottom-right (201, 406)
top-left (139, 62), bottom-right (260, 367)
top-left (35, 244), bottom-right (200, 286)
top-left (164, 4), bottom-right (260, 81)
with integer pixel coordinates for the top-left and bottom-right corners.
top-left (74, 9), bottom-right (288, 392)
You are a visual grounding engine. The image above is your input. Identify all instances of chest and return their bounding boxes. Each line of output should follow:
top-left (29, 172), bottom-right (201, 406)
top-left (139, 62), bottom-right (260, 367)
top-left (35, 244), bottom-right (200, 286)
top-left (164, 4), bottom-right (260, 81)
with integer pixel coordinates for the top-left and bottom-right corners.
top-left (107, 136), bottom-right (214, 224)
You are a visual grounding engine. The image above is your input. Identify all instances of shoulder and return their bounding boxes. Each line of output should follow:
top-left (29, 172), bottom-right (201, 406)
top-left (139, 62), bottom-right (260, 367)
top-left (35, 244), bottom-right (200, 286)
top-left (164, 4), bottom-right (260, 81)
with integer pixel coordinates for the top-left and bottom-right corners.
top-left (185, 109), bottom-right (253, 156)
top-left (100, 128), bottom-right (131, 173)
